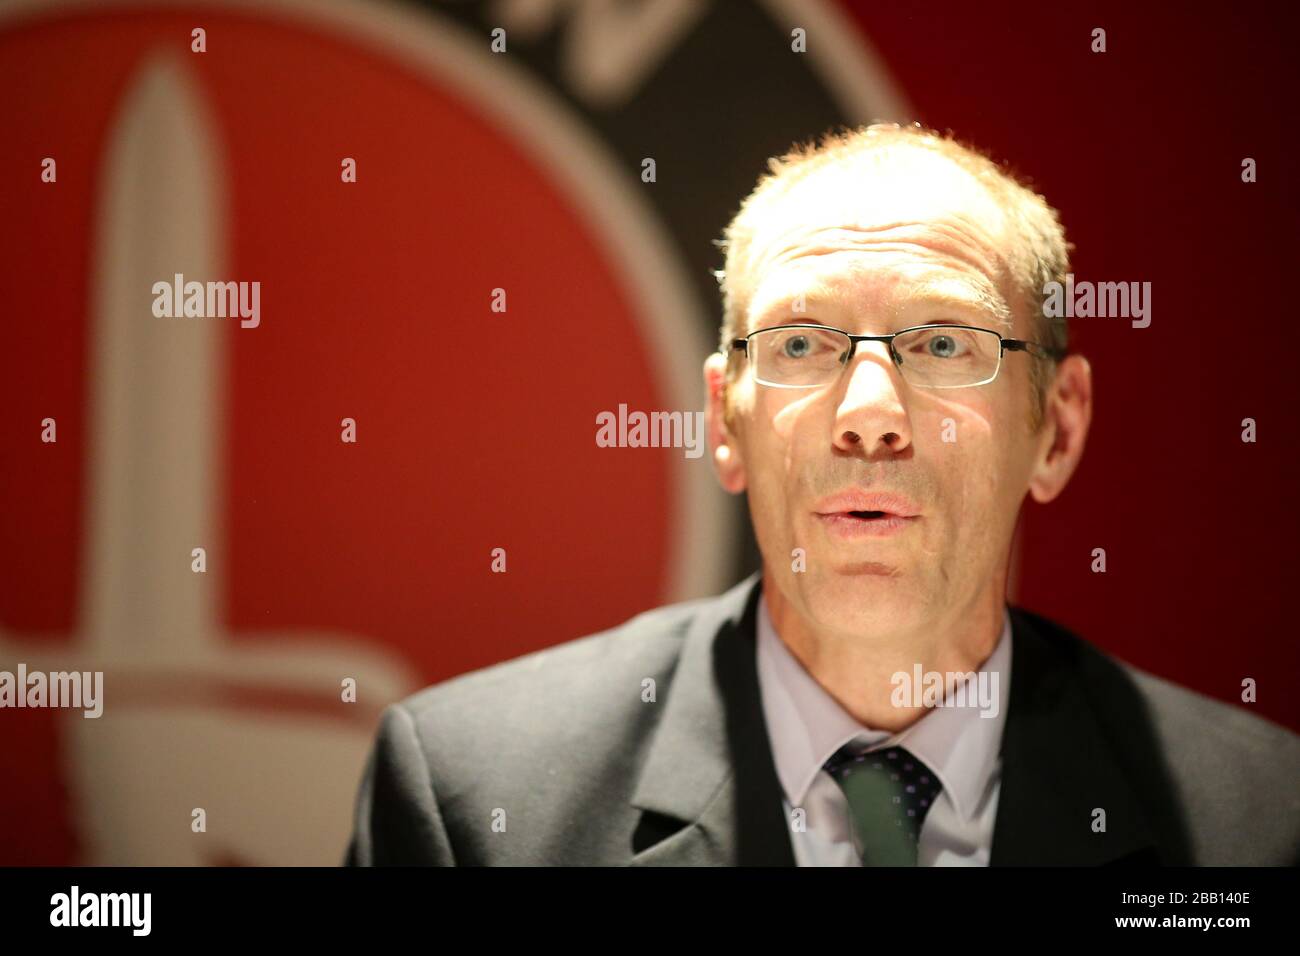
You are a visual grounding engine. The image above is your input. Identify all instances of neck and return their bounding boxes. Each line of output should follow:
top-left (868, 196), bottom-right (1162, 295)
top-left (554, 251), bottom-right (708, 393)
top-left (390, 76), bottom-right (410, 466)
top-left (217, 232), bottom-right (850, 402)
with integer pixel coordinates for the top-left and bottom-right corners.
top-left (762, 573), bottom-right (1006, 733)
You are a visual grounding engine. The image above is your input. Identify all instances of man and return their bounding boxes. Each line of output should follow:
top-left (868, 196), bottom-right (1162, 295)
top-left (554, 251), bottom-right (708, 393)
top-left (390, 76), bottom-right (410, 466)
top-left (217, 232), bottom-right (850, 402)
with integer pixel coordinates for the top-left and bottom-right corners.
top-left (346, 124), bottom-right (1300, 866)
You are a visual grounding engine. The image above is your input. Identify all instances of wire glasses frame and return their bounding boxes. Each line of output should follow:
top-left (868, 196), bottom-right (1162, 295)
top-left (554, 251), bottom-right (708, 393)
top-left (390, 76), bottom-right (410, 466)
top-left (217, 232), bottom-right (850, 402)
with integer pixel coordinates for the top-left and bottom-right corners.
top-left (729, 322), bottom-right (1068, 390)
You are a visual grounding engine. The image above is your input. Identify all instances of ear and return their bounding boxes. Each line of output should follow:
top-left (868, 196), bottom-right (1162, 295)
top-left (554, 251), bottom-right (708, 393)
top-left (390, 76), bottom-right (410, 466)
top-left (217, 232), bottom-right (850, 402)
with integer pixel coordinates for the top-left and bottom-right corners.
top-left (1028, 354), bottom-right (1093, 504)
top-left (704, 352), bottom-right (747, 494)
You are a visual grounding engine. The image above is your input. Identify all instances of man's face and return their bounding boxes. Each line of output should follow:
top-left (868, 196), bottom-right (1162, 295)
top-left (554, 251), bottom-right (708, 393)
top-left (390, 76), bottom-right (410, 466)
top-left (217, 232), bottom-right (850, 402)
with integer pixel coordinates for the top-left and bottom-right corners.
top-left (712, 149), bottom-right (1053, 638)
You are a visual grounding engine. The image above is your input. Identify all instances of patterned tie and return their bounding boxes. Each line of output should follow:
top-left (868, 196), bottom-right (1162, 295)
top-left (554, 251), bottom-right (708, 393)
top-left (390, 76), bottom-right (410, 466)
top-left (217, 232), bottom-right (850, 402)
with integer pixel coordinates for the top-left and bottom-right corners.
top-left (824, 744), bottom-right (944, 866)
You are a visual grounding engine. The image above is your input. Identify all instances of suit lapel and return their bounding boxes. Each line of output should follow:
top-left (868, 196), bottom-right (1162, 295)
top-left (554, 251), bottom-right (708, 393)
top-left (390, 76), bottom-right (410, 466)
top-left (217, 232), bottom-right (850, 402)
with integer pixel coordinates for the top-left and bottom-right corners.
top-left (629, 573), bottom-right (796, 866)
top-left (990, 607), bottom-right (1187, 865)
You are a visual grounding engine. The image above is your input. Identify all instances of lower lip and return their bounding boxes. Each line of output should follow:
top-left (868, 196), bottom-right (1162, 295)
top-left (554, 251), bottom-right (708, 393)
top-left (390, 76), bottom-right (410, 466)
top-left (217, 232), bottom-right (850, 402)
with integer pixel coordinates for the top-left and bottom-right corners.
top-left (816, 513), bottom-right (918, 538)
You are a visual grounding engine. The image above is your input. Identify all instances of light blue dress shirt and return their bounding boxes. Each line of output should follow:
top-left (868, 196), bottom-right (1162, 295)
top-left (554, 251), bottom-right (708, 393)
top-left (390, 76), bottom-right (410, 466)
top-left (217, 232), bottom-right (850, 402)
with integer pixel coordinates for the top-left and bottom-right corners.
top-left (755, 594), bottom-right (1012, 866)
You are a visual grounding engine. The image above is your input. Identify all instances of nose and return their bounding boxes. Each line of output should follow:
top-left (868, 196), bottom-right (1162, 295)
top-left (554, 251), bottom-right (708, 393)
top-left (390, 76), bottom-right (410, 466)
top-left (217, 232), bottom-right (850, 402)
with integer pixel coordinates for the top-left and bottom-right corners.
top-left (832, 341), bottom-right (913, 456)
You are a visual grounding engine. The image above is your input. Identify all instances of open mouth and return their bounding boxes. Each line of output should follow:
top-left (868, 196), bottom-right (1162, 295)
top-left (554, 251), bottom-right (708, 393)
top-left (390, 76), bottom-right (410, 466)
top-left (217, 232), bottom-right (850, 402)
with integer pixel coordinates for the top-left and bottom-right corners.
top-left (816, 509), bottom-right (917, 538)
top-left (813, 490), bottom-right (921, 538)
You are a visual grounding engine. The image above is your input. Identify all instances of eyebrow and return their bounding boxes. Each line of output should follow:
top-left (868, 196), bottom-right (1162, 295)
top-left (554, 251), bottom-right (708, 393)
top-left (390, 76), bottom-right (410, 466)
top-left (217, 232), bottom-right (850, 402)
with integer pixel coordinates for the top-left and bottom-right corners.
top-left (898, 277), bottom-right (1013, 332)
top-left (748, 283), bottom-right (837, 323)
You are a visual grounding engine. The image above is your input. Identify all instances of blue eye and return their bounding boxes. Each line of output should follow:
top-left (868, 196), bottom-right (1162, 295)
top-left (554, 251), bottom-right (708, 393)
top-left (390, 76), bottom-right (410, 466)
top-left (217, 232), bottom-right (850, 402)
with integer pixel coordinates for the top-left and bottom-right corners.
top-left (928, 335), bottom-right (958, 358)
top-left (783, 335), bottom-right (812, 358)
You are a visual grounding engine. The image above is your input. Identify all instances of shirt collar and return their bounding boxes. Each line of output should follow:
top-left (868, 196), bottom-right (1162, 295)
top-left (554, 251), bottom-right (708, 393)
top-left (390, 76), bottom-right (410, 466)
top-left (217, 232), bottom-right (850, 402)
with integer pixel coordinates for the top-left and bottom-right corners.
top-left (755, 588), bottom-right (1012, 822)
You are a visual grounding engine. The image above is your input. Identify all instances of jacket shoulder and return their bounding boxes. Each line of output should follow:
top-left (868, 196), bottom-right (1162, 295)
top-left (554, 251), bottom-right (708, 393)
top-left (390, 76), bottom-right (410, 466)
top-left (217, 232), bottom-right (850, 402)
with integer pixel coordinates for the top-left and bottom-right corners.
top-left (370, 593), bottom-right (718, 864)
top-left (1012, 606), bottom-right (1300, 865)
top-left (396, 593), bottom-right (711, 729)
top-left (1119, 661), bottom-right (1300, 864)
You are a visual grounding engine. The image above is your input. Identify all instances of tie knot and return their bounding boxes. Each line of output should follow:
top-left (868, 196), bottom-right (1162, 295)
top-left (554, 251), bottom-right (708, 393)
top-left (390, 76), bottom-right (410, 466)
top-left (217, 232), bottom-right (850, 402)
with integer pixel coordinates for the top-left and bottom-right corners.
top-left (824, 745), bottom-right (944, 865)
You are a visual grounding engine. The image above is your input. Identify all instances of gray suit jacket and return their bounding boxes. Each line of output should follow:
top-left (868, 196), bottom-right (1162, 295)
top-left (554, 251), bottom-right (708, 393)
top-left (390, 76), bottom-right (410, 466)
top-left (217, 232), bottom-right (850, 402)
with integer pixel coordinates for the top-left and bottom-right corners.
top-left (345, 573), bottom-right (1300, 865)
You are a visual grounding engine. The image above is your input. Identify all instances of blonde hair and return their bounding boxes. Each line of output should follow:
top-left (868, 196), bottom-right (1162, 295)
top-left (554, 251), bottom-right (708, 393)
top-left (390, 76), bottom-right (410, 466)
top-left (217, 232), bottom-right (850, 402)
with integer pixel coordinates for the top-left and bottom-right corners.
top-left (714, 123), bottom-right (1071, 425)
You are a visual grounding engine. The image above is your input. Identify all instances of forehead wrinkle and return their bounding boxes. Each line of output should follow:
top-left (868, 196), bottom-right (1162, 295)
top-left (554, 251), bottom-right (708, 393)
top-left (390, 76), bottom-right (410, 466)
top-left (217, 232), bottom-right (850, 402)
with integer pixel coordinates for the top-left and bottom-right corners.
top-left (748, 217), bottom-right (1009, 300)
top-left (754, 217), bottom-right (1002, 266)
top-left (745, 223), bottom-right (1012, 334)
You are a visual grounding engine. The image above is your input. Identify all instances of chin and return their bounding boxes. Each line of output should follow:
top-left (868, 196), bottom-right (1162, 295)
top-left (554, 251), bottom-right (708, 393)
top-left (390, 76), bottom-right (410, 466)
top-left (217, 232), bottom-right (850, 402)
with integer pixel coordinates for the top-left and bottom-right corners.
top-left (797, 570), bottom-right (916, 635)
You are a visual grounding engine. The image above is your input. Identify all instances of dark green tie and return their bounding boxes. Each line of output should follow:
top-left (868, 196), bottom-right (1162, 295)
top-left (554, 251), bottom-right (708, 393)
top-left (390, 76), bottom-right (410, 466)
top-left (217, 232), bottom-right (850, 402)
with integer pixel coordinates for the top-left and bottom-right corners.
top-left (824, 745), bottom-right (944, 866)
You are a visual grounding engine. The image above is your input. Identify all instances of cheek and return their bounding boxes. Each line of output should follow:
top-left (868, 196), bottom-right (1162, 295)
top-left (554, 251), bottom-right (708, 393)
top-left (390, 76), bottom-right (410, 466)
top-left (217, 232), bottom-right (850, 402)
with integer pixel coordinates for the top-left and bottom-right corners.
top-left (742, 433), bottom-right (794, 539)
top-left (917, 402), bottom-right (1000, 529)
top-left (740, 393), bottom-right (810, 547)
top-left (923, 398), bottom-right (1028, 544)
top-left (746, 387), bottom-right (810, 475)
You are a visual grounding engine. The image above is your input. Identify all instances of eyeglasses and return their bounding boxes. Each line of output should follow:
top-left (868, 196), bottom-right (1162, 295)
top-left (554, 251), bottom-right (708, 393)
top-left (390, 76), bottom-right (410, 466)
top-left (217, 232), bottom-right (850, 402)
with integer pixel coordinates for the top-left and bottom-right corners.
top-left (729, 323), bottom-right (1066, 389)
